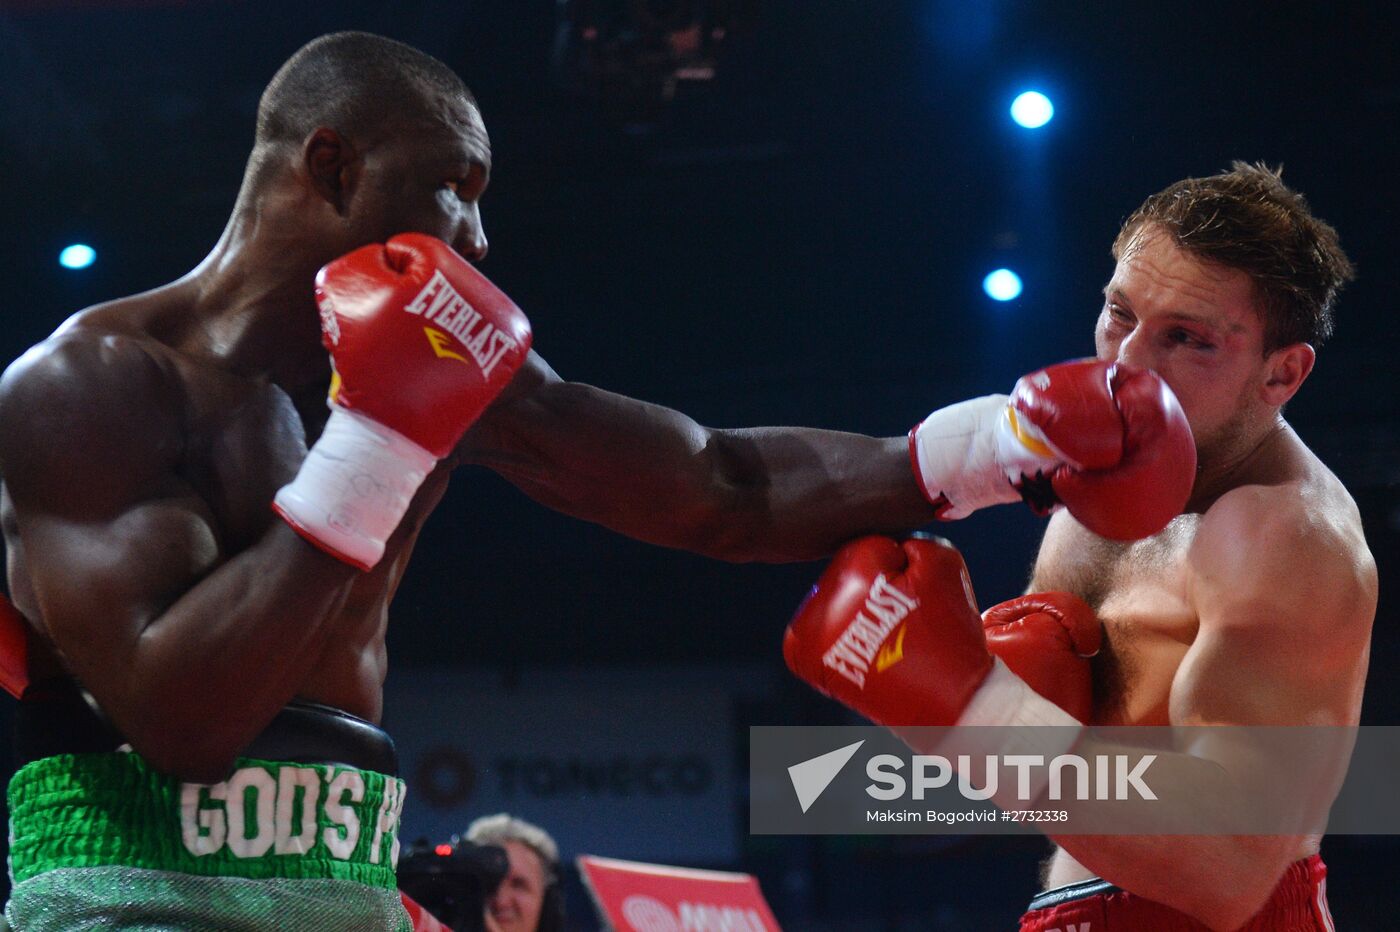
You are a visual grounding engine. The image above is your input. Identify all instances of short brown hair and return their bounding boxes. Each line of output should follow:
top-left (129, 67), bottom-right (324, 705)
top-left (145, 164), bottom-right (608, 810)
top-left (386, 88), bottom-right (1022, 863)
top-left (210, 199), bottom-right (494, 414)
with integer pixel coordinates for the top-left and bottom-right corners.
top-left (1113, 162), bottom-right (1354, 351)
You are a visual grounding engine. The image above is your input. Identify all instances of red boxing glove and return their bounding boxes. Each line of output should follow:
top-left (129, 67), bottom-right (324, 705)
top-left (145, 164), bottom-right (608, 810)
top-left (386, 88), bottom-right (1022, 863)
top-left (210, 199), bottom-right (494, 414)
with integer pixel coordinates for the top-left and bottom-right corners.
top-left (786, 537), bottom-right (1086, 806)
top-left (1037, 361), bottom-right (1196, 541)
top-left (783, 535), bottom-right (991, 727)
top-left (0, 594), bottom-right (28, 699)
top-left (909, 359), bottom-right (1195, 541)
top-left (982, 592), bottom-right (1101, 724)
top-left (274, 234), bottom-right (532, 569)
top-left (316, 233), bottom-right (532, 460)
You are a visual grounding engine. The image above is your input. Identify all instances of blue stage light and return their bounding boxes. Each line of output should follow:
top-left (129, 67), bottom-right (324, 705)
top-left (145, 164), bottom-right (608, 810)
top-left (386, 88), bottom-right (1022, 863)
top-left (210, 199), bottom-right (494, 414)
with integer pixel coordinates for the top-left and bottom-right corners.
top-left (1010, 91), bottom-right (1054, 129)
top-left (983, 268), bottom-right (1023, 301)
top-left (59, 244), bottom-right (96, 269)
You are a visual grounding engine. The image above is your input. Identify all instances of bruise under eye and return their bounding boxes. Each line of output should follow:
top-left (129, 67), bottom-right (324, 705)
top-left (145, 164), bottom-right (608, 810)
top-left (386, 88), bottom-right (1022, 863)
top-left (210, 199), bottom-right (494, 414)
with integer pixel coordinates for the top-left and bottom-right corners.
top-left (1165, 326), bottom-right (1214, 348)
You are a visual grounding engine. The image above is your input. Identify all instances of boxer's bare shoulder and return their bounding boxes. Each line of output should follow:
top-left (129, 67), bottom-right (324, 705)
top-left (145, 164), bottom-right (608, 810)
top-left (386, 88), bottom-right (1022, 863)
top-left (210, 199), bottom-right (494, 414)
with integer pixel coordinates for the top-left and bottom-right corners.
top-left (1034, 432), bottom-right (1375, 730)
top-left (1039, 441), bottom-right (1376, 890)
top-left (0, 294), bottom-right (313, 681)
top-left (2, 285), bottom-right (454, 744)
top-left (1189, 446), bottom-right (1370, 595)
top-left (1175, 452), bottom-right (1375, 727)
top-left (0, 299), bottom-right (308, 553)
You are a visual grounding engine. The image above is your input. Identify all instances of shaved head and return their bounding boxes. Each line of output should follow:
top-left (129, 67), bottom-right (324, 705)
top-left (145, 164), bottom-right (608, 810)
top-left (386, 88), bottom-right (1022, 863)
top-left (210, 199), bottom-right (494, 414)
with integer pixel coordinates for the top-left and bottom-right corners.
top-left (256, 31), bottom-right (474, 149)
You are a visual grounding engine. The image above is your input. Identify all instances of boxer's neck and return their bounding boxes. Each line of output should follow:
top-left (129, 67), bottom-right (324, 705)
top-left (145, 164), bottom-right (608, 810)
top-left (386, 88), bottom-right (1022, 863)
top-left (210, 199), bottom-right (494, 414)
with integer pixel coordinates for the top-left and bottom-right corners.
top-left (178, 198), bottom-right (338, 393)
top-left (1186, 415), bottom-right (1298, 512)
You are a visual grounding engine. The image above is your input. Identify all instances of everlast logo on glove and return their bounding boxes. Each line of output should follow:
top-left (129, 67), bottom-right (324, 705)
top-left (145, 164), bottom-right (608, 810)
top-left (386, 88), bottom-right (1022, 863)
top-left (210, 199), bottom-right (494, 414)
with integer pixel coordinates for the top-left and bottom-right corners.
top-left (404, 269), bottom-right (520, 377)
top-left (822, 574), bottom-right (919, 688)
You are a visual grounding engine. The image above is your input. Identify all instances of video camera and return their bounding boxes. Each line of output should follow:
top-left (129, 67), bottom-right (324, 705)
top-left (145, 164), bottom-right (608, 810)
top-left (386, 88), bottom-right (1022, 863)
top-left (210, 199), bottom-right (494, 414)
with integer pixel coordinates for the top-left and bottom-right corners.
top-left (397, 835), bottom-right (510, 932)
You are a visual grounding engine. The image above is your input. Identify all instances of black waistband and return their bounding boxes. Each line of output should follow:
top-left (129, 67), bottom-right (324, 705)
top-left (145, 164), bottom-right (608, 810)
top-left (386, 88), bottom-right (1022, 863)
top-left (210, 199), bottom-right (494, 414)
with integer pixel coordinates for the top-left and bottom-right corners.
top-left (14, 677), bottom-right (398, 775)
top-left (1027, 876), bottom-right (1121, 911)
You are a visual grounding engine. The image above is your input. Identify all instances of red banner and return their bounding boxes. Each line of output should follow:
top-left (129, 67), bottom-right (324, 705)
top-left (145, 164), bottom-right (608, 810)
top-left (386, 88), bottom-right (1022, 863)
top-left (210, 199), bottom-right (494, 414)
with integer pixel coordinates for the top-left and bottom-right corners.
top-left (398, 891), bottom-right (452, 932)
top-left (578, 855), bottom-right (782, 931)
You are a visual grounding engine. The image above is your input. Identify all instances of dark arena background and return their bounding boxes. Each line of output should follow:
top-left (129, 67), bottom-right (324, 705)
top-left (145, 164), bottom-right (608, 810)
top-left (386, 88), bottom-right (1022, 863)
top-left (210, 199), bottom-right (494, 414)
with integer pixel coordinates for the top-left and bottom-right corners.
top-left (2, 1), bottom-right (1398, 928)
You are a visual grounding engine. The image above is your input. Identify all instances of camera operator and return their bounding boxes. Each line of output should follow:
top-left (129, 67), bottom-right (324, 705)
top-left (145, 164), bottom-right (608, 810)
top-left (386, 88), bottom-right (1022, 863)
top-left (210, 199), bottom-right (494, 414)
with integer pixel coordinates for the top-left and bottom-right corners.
top-left (465, 813), bottom-right (564, 932)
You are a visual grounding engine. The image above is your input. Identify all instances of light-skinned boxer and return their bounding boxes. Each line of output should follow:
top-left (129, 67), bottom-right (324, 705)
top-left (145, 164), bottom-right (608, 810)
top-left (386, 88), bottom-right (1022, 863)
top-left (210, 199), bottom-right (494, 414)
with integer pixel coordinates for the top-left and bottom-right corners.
top-left (786, 163), bottom-right (1376, 931)
top-left (0, 32), bottom-right (1192, 931)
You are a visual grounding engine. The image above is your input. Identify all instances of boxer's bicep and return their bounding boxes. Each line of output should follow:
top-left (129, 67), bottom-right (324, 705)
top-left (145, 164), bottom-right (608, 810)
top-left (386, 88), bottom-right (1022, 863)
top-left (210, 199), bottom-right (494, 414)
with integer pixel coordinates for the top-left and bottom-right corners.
top-left (20, 503), bottom-right (220, 680)
top-left (462, 349), bottom-right (707, 470)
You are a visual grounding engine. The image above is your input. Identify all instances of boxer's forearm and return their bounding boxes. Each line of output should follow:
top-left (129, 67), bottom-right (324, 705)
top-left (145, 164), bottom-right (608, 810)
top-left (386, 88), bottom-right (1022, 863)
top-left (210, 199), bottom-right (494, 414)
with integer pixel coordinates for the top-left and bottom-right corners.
top-left (461, 373), bottom-right (935, 562)
top-left (94, 525), bottom-right (359, 782)
top-left (26, 520), bottom-right (358, 785)
top-left (690, 425), bottom-right (936, 561)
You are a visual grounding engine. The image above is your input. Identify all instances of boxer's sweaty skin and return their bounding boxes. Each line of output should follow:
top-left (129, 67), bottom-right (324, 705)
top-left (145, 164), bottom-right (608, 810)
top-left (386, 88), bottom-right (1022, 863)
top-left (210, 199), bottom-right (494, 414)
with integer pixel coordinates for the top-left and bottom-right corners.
top-left (1030, 426), bottom-right (1368, 890)
top-left (0, 90), bottom-right (499, 784)
top-left (0, 282), bottom-right (447, 783)
top-left (1016, 226), bottom-right (1376, 927)
top-left (0, 82), bottom-right (938, 785)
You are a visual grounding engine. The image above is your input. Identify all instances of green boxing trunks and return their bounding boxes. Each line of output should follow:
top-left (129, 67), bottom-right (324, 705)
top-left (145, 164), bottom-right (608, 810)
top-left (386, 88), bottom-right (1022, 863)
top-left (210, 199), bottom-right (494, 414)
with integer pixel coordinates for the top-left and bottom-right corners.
top-left (6, 751), bottom-right (412, 931)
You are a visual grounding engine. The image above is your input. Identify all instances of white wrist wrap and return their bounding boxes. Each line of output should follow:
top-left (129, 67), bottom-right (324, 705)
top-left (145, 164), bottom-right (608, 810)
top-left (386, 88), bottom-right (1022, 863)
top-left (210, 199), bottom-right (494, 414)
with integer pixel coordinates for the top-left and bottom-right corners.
top-left (911, 395), bottom-right (1064, 519)
top-left (273, 407), bottom-right (436, 571)
top-left (958, 658), bottom-right (1082, 729)
top-left (946, 659), bottom-right (1083, 807)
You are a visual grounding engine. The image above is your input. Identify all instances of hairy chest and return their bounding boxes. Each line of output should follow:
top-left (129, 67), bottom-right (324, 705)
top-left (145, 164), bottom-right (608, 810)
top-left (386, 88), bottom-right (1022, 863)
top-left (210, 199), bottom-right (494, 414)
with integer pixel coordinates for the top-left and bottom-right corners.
top-left (1031, 514), bottom-right (1201, 725)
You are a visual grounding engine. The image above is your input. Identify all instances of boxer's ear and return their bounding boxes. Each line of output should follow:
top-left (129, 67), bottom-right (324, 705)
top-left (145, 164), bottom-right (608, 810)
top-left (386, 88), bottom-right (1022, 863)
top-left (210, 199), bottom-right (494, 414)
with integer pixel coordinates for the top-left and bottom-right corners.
top-left (303, 127), bottom-right (359, 215)
top-left (1261, 341), bottom-right (1314, 407)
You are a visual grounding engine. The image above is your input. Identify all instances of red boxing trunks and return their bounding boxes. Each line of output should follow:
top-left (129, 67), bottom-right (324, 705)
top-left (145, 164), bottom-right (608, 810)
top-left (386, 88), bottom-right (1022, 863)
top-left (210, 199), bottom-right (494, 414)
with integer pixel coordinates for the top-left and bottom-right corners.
top-left (1019, 855), bottom-right (1333, 931)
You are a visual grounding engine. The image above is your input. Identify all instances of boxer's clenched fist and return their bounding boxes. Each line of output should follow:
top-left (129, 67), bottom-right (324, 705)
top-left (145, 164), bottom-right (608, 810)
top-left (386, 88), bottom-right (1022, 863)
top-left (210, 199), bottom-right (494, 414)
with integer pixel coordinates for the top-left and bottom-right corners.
top-left (783, 536), bottom-right (1087, 807)
top-left (783, 535), bottom-right (1086, 733)
top-left (274, 234), bottom-right (532, 570)
top-left (983, 592), bottom-right (1101, 724)
top-left (783, 535), bottom-right (991, 726)
top-left (314, 233), bottom-right (532, 459)
top-left (909, 359), bottom-right (1195, 541)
